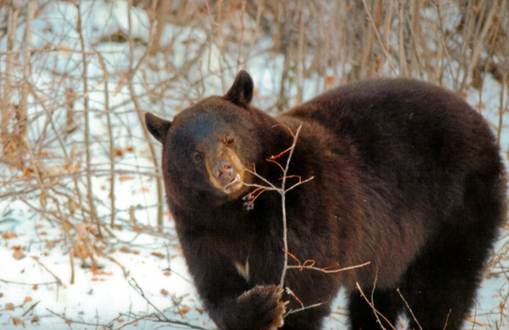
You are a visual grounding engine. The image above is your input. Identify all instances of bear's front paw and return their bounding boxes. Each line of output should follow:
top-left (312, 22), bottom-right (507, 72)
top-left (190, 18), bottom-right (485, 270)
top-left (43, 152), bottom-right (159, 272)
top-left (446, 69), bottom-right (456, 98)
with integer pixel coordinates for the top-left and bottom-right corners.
top-left (237, 285), bottom-right (288, 330)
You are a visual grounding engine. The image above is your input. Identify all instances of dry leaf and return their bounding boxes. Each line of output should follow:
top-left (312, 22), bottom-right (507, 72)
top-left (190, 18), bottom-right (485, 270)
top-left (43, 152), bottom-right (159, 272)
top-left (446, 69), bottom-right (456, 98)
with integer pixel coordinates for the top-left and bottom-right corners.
top-left (64, 162), bottom-right (80, 173)
top-left (178, 306), bottom-right (191, 315)
top-left (62, 221), bottom-right (73, 232)
top-left (1, 231), bottom-right (17, 240)
top-left (114, 148), bottom-right (124, 157)
top-left (24, 296), bottom-right (32, 303)
top-left (6, 302), bottom-right (15, 311)
top-left (119, 246), bottom-right (129, 253)
top-left (73, 243), bottom-right (91, 259)
top-left (22, 167), bottom-right (35, 177)
top-left (37, 151), bottom-right (50, 158)
top-left (11, 317), bottom-right (24, 326)
top-left (160, 288), bottom-right (169, 296)
top-left (46, 240), bottom-right (58, 249)
top-left (67, 198), bottom-right (77, 215)
top-left (12, 246), bottom-right (25, 260)
top-left (324, 75), bottom-right (335, 88)
top-left (119, 175), bottom-right (133, 182)
top-left (150, 251), bottom-right (165, 259)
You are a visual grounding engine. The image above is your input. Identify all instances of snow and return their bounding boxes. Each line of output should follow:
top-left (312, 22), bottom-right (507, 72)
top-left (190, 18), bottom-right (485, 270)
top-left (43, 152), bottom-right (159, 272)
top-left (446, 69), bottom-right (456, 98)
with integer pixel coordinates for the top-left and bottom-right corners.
top-left (0, 1), bottom-right (508, 330)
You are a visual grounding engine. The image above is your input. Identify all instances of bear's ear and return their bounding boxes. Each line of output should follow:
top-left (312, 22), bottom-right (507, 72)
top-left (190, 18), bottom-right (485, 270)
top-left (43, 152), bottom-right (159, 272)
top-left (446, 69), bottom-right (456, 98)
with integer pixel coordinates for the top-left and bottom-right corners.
top-left (145, 112), bottom-right (171, 143)
top-left (225, 70), bottom-right (254, 106)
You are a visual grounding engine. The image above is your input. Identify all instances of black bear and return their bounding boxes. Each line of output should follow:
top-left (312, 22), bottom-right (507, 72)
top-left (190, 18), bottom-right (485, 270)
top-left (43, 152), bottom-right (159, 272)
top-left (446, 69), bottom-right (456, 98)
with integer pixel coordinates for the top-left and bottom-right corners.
top-left (145, 71), bottom-right (506, 330)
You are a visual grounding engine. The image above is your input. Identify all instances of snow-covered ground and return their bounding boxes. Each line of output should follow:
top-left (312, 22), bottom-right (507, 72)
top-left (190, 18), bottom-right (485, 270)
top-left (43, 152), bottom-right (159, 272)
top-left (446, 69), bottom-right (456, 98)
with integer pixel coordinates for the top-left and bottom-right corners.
top-left (0, 2), bottom-right (508, 329)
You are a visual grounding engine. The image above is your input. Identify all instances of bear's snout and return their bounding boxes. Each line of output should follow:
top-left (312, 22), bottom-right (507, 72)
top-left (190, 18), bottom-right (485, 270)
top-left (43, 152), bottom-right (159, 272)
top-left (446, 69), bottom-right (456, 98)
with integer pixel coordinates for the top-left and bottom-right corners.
top-left (214, 160), bottom-right (236, 185)
top-left (206, 148), bottom-right (246, 196)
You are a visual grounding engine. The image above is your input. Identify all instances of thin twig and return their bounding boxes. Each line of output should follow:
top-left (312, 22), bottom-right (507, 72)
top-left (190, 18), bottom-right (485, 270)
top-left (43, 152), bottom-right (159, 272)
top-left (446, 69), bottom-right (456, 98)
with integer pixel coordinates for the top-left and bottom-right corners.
top-left (287, 260), bottom-right (371, 274)
top-left (31, 256), bottom-right (63, 286)
top-left (396, 288), bottom-right (422, 330)
top-left (128, 278), bottom-right (207, 330)
top-left (279, 124), bottom-right (303, 287)
top-left (355, 282), bottom-right (396, 330)
top-left (76, 1), bottom-right (101, 238)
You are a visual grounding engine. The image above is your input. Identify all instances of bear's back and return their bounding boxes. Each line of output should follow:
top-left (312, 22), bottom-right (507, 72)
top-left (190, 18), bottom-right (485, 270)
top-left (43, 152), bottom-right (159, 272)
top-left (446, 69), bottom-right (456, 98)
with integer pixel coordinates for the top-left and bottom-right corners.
top-left (284, 78), bottom-right (501, 222)
top-left (286, 78), bottom-right (496, 170)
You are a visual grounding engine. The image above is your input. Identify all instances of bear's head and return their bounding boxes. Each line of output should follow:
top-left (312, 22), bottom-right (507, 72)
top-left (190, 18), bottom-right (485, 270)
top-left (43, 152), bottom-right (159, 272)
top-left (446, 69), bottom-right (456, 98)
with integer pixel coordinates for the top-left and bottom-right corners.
top-left (145, 71), bottom-right (279, 209)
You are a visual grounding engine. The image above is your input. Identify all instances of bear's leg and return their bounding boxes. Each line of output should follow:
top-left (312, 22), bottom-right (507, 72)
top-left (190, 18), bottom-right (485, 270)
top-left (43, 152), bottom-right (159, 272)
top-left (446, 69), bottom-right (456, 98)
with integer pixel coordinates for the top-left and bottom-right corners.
top-left (398, 228), bottom-right (484, 330)
top-left (400, 171), bottom-right (504, 330)
top-left (348, 288), bottom-right (402, 329)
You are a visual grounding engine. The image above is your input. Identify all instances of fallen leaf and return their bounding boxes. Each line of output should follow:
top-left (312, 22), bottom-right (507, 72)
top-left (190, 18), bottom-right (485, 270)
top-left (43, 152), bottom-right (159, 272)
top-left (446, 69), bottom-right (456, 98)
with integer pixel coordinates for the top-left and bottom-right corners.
top-left (6, 302), bottom-right (15, 311)
top-left (24, 296), bottom-right (32, 303)
top-left (22, 167), bottom-right (35, 177)
top-left (11, 317), bottom-right (24, 326)
top-left (119, 175), bottom-right (133, 182)
top-left (12, 246), bottom-right (25, 260)
top-left (73, 243), bottom-right (91, 260)
top-left (2, 231), bottom-right (17, 240)
top-left (114, 148), bottom-right (124, 157)
top-left (160, 289), bottom-right (169, 296)
top-left (151, 251), bottom-right (165, 259)
top-left (178, 306), bottom-right (191, 315)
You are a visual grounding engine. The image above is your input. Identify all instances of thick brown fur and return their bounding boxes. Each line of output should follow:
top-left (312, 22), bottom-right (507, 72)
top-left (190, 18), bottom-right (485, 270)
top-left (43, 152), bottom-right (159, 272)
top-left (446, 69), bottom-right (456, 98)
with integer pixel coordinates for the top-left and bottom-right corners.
top-left (146, 71), bottom-right (506, 330)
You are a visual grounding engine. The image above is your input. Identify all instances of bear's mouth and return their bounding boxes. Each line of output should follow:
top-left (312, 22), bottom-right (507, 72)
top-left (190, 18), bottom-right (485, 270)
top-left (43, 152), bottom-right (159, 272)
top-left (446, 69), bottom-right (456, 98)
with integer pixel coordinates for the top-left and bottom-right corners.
top-left (223, 174), bottom-right (243, 194)
top-left (207, 161), bottom-right (247, 197)
top-left (206, 147), bottom-right (248, 197)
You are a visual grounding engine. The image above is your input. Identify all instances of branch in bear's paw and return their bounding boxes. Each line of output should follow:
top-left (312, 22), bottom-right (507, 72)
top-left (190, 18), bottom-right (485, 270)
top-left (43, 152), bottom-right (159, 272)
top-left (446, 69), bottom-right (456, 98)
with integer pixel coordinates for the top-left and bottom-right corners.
top-left (283, 285), bottom-right (326, 318)
top-left (242, 186), bottom-right (269, 211)
top-left (268, 145), bottom-right (293, 161)
top-left (243, 168), bottom-right (279, 190)
top-left (277, 123), bottom-right (303, 288)
top-left (286, 251), bottom-right (371, 274)
top-left (285, 287), bottom-right (305, 309)
top-left (238, 123), bottom-right (342, 322)
top-left (284, 175), bottom-right (314, 194)
top-left (284, 301), bottom-right (325, 317)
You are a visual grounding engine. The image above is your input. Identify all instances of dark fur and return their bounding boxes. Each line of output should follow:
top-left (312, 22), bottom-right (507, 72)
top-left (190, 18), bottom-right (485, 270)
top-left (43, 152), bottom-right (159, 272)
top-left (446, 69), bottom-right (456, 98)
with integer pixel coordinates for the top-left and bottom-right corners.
top-left (146, 72), bottom-right (506, 330)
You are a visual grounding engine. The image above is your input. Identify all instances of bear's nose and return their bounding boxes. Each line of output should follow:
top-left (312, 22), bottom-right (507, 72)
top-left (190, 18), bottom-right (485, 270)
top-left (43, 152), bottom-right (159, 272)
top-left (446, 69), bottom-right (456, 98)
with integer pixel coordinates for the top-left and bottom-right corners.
top-left (214, 160), bottom-right (235, 182)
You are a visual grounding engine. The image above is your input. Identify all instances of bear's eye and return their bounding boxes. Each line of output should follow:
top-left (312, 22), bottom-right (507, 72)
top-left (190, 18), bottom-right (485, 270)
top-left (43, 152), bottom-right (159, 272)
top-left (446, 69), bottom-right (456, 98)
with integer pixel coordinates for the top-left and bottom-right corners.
top-left (192, 152), bottom-right (203, 163)
top-left (223, 135), bottom-right (234, 146)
